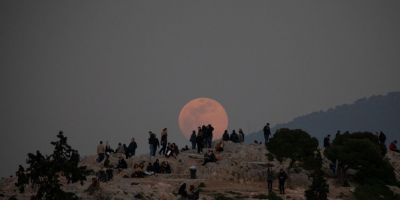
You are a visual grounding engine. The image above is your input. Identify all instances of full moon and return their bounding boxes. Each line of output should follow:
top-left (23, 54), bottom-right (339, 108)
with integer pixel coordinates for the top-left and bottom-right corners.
top-left (178, 98), bottom-right (229, 140)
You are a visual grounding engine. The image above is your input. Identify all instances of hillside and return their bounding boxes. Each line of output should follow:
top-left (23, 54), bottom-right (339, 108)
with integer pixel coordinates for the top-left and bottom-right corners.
top-left (0, 142), bottom-right (371, 200)
top-left (2, 141), bottom-right (399, 200)
top-left (246, 91), bottom-right (400, 143)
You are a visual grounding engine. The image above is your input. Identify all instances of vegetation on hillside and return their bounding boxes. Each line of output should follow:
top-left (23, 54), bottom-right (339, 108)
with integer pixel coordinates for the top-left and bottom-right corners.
top-left (15, 131), bottom-right (91, 200)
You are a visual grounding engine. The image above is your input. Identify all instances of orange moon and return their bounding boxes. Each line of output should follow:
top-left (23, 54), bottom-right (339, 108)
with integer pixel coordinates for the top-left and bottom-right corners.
top-left (178, 98), bottom-right (229, 140)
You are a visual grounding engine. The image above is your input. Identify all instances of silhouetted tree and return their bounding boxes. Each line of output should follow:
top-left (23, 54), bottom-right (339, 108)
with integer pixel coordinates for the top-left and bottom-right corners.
top-left (324, 132), bottom-right (396, 186)
top-left (15, 131), bottom-right (91, 200)
top-left (305, 170), bottom-right (329, 200)
top-left (268, 128), bottom-right (319, 168)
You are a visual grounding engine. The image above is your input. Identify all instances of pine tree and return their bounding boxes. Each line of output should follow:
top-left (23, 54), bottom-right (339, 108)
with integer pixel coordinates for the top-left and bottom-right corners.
top-left (15, 131), bottom-right (91, 200)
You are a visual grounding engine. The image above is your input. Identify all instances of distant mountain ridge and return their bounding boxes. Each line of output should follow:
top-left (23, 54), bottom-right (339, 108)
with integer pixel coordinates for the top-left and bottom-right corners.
top-left (246, 91), bottom-right (400, 144)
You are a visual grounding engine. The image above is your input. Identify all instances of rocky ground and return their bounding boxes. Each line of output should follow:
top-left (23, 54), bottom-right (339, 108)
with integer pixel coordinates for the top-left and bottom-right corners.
top-left (1, 142), bottom-right (399, 200)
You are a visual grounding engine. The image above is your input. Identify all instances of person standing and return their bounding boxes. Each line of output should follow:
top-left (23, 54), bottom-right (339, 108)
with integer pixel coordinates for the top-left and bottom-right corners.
top-left (127, 137), bottom-right (137, 158)
top-left (159, 128), bottom-right (168, 155)
top-left (323, 135), bottom-right (331, 148)
top-left (263, 123), bottom-right (271, 144)
top-left (96, 141), bottom-right (106, 163)
top-left (196, 127), bottom-right (204, 154)
top-left (239, 128), bottom-right (245, 143)
top-left (190, 130), bottom-right (197, 150)
top-left (278, 169), bottom-right (288, 194)
top-left (148, 131), bottom-right (159, 157)
top-left (267, 167), bottom-right (274, 194)
top-left (207, 124), bottom-right (214, 148)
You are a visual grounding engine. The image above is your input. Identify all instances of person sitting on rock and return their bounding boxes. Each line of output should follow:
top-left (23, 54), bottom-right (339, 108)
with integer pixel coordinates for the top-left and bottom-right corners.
top-left (115, 142), bottom-right (125, 155)
top-left (105, 141), bottom-right (114, 156)
top-left (103, 156), bottom-right (113, 168)
top-left (230, 130), bottom-right (239, 143)
top-left (181, 145), bottom-right (189, 152)
top-left (222, 130), bottom-right (230, 141)
top-left (116, 156), bottom-right (128, 170)
top-left (178, 183), bottom-right (188, 199)
top-left (172, 143), bottom-right (180, 156)
top-left (161, 161), bottom-right (172, 174)
top-left (96, 168), bottom-right (108, 182)
top-left (188, 184), bottom-right (200, 200)
top-left (389, 140), bottom-right (400, 153)
top-left (215, 141), bottom-right (224, 152)
top-left (202, 150), bottom-right (217, 166)
top-left (131, 163), bottom-right (146, 178)
top-left (85, 177), bottom-right (100, 195)
top-left (165, 143), bottom-right (176, 158)
top-left (153, 159), bottom-right (161, 173)
top-left (145, 162), bottom-right (155, 175)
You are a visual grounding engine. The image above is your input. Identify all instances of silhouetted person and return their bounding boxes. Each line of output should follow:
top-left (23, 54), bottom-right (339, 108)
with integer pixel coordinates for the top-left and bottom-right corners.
top-left (379, 132), bottom-right (387, 145)
top-left (323, 135), bottom-right (331, 148)
top-left (206, 124), bottom-right (214, 148)
top-left (222, 130), bottom-right (229, 141)
top-left (115, 142), bottom-right (125, 155)
top-left (159, 128), bottom-right (168, 155)
top-left (196, 127), bottom-right (204, 154)
top-left (105, 141), bottom-right (114, 156)
top-left (230, 129), bottom-right (239, 143)
top-left (267, 167), bottom-right (274, 194)
top-left (127, 138), bottom-right (137, 158)
top-left (238, 128), bottom-right (245, 143)
top-left (190, 130), bottom-right (197, 150)
top-left (202, 150), bottom-right (217, 165)
top-left (278, 169), bottom-right (287, 194)
top-left (215, 140), bottom-right (224, 152)
top-left (389, 140), bottom-right (399, 153)
top-left (263, 123), bottom-right (271, 144)
top-left (96, 141), bottom-right (105, 163)
top-left (148, 131), bottom-right (160, 156)
top-left (116, 157), bottom-right (128, 170)
top-left (153, 159), bottom-right (161, 173)
top-left (178, 183), bottom-right (188, 198)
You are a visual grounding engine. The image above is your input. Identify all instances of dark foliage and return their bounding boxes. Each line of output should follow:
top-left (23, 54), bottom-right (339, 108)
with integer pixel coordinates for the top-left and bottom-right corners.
top-left (268, 128), bottom-right (319, 168)
top-left (15, 131), bottom-right (91, 200)
top-left (354, 184), bottom-right (399, 200)
top-left (305, 170), bottom-right (329, 200)
top-left (324, 132), bottom-right (396, 185)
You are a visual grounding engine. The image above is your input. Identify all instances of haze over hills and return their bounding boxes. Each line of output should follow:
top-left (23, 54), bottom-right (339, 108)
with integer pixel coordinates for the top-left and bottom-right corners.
top-left (246, 91), bottom-right (400, 144)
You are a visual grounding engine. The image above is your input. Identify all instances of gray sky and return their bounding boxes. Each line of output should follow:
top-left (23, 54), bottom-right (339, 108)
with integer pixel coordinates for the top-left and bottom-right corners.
top-left (1, 1), bottom-right (400, 177)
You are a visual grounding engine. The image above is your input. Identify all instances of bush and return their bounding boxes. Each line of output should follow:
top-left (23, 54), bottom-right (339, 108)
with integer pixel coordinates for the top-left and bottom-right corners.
top-left (354, 184), bottom-right (398, 200)
top-left (305, 171), bottom-right (329, 200)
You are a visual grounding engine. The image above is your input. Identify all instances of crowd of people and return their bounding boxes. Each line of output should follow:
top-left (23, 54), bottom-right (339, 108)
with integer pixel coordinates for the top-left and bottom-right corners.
top-left (92, 123), bottom-right (398, 198)
top-left (221, 128), bottom-right (245, 143)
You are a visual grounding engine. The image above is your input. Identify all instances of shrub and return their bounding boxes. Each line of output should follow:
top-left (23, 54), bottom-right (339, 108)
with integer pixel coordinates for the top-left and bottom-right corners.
top-left (305, 171), bottom-right (329, 200)
top-left (354, 184), bottom-right (398, 200)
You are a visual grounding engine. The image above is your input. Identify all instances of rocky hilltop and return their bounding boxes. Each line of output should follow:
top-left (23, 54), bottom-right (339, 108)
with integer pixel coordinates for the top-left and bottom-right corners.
top-left (1, 142), bottom-right (399, 200)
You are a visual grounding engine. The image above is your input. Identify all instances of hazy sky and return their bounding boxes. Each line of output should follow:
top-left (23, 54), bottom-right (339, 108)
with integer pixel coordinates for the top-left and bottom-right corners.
top-left (1, 1), bottom-right (400, 177)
